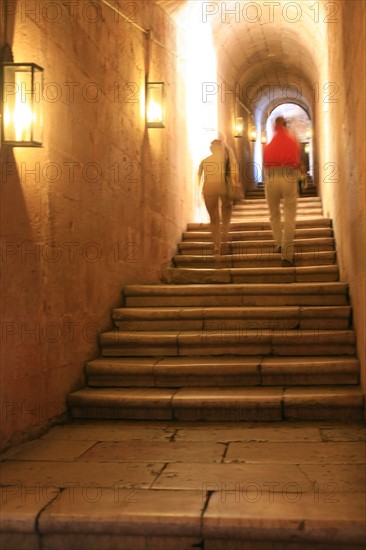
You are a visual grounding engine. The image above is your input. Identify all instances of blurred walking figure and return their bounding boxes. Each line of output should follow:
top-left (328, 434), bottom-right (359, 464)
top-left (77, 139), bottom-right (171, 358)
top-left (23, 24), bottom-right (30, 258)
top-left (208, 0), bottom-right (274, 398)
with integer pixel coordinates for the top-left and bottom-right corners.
top-left (198, 139), bottom-right (235, 255)
top-left (263, 116), bottom-right (301, 267)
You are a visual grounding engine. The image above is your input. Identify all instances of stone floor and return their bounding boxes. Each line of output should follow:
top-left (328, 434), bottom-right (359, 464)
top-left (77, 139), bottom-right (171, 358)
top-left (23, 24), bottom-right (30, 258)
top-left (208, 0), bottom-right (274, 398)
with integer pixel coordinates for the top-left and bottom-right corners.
top-left (1, 420), bottom-right (365, 549)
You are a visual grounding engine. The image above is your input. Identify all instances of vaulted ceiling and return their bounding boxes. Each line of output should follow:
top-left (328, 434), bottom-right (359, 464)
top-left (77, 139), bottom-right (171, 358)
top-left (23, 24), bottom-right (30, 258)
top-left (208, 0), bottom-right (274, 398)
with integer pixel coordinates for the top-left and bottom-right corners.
top-left (156, 0), bottom-right (328, 118)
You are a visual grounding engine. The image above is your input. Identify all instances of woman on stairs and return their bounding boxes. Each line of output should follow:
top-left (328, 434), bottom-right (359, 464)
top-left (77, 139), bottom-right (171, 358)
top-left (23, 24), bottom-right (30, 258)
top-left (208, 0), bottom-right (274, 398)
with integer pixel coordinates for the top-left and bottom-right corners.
top-left (197, 139), bottom-right (235, 256)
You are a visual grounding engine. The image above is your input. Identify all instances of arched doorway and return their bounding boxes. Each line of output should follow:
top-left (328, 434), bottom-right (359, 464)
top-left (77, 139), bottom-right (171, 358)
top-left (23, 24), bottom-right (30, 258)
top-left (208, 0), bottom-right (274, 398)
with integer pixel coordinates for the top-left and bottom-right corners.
top-left (265, 103), bottom-right (314, 181)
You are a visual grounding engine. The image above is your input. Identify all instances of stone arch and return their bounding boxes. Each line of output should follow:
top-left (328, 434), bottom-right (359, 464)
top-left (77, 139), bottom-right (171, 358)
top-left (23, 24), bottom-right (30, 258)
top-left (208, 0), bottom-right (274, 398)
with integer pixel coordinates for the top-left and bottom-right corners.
top-left (265, 103), bottom-right (314, 181)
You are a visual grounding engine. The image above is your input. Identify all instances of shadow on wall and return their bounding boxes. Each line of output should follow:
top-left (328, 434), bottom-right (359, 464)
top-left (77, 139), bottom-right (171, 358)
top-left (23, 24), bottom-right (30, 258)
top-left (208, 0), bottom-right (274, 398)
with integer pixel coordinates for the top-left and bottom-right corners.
top-left (1, 1), bottom-right (66, 448)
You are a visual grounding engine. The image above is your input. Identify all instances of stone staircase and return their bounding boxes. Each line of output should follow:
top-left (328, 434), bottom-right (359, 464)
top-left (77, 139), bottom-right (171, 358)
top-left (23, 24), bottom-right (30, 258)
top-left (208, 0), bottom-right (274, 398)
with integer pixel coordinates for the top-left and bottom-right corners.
top-left (68, 195), bottom-right (364, 422)
top-left (245, 177), bottom-right (316, 200)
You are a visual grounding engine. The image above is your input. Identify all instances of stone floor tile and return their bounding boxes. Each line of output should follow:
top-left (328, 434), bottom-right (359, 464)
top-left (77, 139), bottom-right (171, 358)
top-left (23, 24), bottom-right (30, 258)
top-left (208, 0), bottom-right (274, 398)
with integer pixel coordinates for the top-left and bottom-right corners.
top-left (0, 485), bottom-right (60, 533)
top-left (0, 439), bottom-right (95, 462)
top-left (0, 532), bottom-right (40, 550)
top-left (41, 423), bottom-right (175, 441)
top-left (41, 534), bottom-right (202, 550)
top-left (298, 463), bottom-right (366, 493)
top-left (55, 419), bottom-right (177, 430)
top-left (174, 425), bottom-right (322, 442)
top-left (1, 460), bottom-right (164, 490)
top-left (152, 462), bottom-right (313, 492)
top-left (2, 421), bottom-right (365, 549)
top-left (77, 440), bottom-right (225, 463)
top-left (203, 490), bottom-right (366, 544)
top-left (225, 442), bottom-right (366, 464)
top-left (205, 539), bottom-right (366, 549)
top-left (320, 426), bottom-right (366, 441)
top-left (39, 488), bottom-right (204, 537)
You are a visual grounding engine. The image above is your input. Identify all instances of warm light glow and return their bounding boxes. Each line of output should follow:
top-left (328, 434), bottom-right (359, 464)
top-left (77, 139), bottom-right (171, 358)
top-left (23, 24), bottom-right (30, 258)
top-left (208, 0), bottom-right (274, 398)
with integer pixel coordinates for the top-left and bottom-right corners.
top-left (4, 105), bottom-right (11, 128)
top-left (179, 0), bottom-right (218, 222)
top-left (146, 82), bottom-right (164, 128)
top-left (234, 117), bottom-right (244, 137)
top-left (249, 128), bottom-right (257, 141)
top-left (304, 143), bottom-right (311, 154)
top-left (261, 132), bottom-right (267, 144)
top-left (2, 63), bottom-right (43, 146)
top-left (147, 99), bottom-right (163, 124)
top-left (14, 72), bottom-right (33, 141)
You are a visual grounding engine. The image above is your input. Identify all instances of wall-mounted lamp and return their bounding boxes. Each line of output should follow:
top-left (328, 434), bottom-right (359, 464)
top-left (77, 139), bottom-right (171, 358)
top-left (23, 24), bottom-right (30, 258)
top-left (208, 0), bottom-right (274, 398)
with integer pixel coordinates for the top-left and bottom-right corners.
top-left (1, 63), bottom-right (44, 146)
top-left (249, 126), bottom-right (257, 142)
top-left (234, 116), bottom-right (244, 138)
top-left (261, 132), bottom-right (267, 144)
top-left (146, 81), bottom-right (164, 128)
top-left (304, 142), bottom-right (311, 154)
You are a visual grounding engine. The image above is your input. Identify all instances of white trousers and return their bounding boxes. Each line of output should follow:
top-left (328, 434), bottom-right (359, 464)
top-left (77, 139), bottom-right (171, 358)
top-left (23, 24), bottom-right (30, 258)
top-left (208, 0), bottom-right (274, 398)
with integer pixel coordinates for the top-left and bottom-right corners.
top-left (264, 167), bottom-right (299, 261)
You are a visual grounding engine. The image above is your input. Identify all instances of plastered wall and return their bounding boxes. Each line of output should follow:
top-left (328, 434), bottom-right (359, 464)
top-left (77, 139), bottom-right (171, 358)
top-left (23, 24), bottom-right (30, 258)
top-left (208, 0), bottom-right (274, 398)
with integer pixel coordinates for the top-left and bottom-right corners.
top-left (0, 0), bottom-right (193, 450)
top-left (318, 0), bottom-right (366, 393)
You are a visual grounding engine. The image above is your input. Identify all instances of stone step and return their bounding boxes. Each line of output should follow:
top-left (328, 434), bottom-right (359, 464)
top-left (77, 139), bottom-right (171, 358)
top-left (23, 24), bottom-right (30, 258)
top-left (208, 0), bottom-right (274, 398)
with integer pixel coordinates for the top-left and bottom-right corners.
top-left (178, 238), bottom-right (335, 255)
top-left (33, 484), bottom-right (366, 550)
top-left (85, 356), bottom-right (359, 387)
top-left (244, 194), bottom-right (265, 199)
top-left (231, 215), bottom-right (324, 223)
top-left (299, 188), bottom-right (318, 196)
top-left (241, 196), bottom-right (320, 204)
top-left (112, 305), bottom-right (351, 331)
top-left (234, 197), bottom-right (321, 205)
top-left (235, 198), bottom-right (321, 204)
top-left (173, 250), bottom-right (336, 268)
top-left (124, 282), bottom-right (348, 307)
top-left (99, 329), bottom-right (356, 357)
top-left (162, 265), bottom-right (339, 284)
top-left (183, 227), bottom-right (333, 241)
top-left (245, 187), bottom-right (316, 194)
top-left (233, 204), bottom-right (322, 212)
top-left (231, 211), bottom-right (323, 219)
top-left (187, 218), bottom-right (332, 231)
top-left (230, 217), bottom-right (323, 224)
top-left (244, 191), bottom-right (318, 199)
top-left (233, 199), bottom-right (322, 207)
top-left (68, 386), bottom-right (364, 421)
top-left (232, 209), bottom-right (322, 216)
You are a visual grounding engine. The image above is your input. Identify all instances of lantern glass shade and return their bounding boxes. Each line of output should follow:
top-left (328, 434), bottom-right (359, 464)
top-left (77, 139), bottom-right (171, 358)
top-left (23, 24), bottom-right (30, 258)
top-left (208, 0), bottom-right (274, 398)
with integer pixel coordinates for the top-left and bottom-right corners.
top-left (249, 125), bottom-right (257, 142)
top-left (234, 117), bottom-right (244, 137)
top-left (146, 82), bottom-right (164, 128)
top-left (2, 63), bottom-right (44, 146)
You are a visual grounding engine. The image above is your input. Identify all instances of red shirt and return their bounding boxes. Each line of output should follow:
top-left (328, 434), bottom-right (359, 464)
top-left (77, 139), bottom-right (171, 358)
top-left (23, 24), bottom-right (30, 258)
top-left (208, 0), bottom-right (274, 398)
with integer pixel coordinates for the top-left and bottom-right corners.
top-left (263, 128), bottom-right (301, 168)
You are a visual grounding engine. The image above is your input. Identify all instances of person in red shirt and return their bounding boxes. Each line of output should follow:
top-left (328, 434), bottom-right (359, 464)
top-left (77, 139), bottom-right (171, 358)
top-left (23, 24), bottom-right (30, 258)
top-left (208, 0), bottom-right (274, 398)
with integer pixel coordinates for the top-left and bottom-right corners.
top-left (263, 116), bottom-right (301, 266)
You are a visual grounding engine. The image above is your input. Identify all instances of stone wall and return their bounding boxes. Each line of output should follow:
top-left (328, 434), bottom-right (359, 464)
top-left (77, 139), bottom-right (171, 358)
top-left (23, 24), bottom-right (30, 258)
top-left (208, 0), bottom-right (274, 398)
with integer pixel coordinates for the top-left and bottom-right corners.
top-left (0, 0), bottom-right (193, 450)
top-left (321, 0), bottom-right (366, 393)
